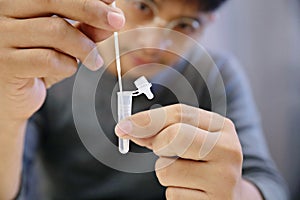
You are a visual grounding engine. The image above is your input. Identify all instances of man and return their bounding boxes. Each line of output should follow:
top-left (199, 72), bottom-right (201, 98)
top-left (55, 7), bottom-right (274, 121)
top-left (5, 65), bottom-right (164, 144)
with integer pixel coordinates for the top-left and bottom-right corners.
top-left (0, 0), bottom-right (288, 199)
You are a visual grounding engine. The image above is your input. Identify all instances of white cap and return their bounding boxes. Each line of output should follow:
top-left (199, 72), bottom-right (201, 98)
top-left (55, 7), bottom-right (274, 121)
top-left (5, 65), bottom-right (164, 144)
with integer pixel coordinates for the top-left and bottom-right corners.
top-left (134, 76), bottom-right (154, 100)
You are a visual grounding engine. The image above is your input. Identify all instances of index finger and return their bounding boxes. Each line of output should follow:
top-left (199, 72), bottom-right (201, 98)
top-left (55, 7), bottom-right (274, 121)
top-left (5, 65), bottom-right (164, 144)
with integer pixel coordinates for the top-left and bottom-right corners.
top-left (1, 0), bottom-right (125, 31)
top-left (115, 104), bottom-right (227, 139)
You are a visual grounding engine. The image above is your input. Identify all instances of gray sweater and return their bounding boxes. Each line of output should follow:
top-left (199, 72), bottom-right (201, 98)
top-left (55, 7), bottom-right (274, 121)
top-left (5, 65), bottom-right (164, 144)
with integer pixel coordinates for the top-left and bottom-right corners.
top-left (19, 53), bottom-right (289, 199)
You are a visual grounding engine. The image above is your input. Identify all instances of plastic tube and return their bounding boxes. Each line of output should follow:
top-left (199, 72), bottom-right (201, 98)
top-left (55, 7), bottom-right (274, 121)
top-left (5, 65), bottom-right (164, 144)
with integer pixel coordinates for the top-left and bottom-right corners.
top-left (117, 92), bottom-right (133, 154)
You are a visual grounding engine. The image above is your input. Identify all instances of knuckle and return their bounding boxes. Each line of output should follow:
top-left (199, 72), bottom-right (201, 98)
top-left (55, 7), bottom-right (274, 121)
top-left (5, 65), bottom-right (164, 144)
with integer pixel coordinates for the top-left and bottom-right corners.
top-left (81, 0), bottom-right (102, 23)
top-left (28, 50), bottom-right (44, 68)
top-left (82, 0), bottom-right (90, 13)
top-left (64, 67), bottom-right (77, 79)
top-left (166, 124), bottom-right (181, 143)
top-left (47, 18), bottom-right (68, 40)
top-left (231, 145), bottom-right (243, 164)
top-left (80, 39), bottom-right (96, 55)
top-left (153, 124), bottom-right (182, 156)
top-left (171, 104), bottom-right (185, 122)
top-left (223, 167), bottom-right (241, 189)
top-left (218, 119), bottom-right (242, 164)
top-left (65, 61), bottom-right (78, 76)
top-left (131, 111), bottom-right (151, 128)
top-left (41, 50), bottom-right (76, 78)
top-left (211, 112), bottom-right (222, 120)
top-left (73, 30), bottom-right (97, 58)
top-left (155, 168), bottom-right (168, 187)
top-left (221, 138), bottom-right (243, 164)
top-left (210, 112), bottom-right (225, 131)
top-left (224, 117), bottom-right (235, 130)
top-left (155, 159), bottom-right (170, 187)
top-left (43, 50), bottom-right (59, 74)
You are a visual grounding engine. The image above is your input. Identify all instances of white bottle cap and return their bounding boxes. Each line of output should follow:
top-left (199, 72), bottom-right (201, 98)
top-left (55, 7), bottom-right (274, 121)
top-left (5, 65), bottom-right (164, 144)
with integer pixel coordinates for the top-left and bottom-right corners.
top-left (134, 76), bottom-right (154, 100)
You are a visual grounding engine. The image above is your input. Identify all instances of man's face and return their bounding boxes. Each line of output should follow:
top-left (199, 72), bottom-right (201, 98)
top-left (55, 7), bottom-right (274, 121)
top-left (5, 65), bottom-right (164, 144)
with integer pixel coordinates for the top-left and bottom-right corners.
top-left (110, 0), bottom-right (213, 77)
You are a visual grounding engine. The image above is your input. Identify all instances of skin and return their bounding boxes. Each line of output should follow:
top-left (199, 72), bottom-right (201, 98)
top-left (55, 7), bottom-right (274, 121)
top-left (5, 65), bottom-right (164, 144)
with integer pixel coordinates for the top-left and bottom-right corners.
top-left (107, 0), bottom-right (211, 77)
top-left (115, 104), bottom-right (263, 199)
top-left (0, 0), bottom-right (124, 198)
top-left (112, 0), bottom-right (264, 199)
top-left (0, 0), bottom-right (263, 199)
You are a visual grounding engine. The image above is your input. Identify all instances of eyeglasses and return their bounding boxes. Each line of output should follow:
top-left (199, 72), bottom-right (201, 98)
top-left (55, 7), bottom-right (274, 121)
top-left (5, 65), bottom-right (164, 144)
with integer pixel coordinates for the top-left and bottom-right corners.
top-left (119, 0), bottom-right (209, 35)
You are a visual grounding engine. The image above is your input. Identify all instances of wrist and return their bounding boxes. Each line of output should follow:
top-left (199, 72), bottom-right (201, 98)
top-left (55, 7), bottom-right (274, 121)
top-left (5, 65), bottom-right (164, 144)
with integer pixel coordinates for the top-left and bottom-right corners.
top-left (0, 117), bottom-right (27, 200)
top-left (0, 108), bottom-right (29, 123)
top-left (0, 117), bottom-right (27, 135)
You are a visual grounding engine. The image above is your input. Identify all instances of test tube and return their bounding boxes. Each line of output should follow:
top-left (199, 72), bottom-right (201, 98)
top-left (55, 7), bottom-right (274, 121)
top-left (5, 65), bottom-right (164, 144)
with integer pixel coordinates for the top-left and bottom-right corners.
top-left (117, 91), bottom-right (133, 154)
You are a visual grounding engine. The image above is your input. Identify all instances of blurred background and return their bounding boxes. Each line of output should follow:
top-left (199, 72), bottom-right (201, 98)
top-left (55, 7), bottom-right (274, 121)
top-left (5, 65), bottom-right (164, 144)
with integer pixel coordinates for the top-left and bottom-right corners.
top-left (202, 0), bottom-right (300, 199)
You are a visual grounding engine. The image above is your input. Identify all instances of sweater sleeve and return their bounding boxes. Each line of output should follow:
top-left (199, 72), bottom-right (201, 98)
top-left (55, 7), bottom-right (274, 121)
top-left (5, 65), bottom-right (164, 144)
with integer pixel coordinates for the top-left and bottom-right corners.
top-left (215, 54), bottom-right (289, 200)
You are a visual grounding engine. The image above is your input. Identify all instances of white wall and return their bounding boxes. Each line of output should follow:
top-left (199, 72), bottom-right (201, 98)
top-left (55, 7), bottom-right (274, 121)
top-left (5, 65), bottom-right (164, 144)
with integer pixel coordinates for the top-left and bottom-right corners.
top-left (202, 0), bottom-right (300, 198)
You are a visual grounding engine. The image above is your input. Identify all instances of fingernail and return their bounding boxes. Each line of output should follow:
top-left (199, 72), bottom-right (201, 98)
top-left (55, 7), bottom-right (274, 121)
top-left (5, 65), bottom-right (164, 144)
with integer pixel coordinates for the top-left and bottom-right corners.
top-left (95, 54), bottom-right (104, 70)
top-left (107, 11), bottom-right (125, 29)
top-left (116, 120), bottom-right (132, 136)
top-left (84, 49), bottom-right (104, 71)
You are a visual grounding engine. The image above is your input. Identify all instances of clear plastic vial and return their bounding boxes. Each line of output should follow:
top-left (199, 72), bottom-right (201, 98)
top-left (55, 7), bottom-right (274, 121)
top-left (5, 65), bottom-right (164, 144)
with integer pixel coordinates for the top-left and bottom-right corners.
top-left (117, 92), bottom-right (133, 154)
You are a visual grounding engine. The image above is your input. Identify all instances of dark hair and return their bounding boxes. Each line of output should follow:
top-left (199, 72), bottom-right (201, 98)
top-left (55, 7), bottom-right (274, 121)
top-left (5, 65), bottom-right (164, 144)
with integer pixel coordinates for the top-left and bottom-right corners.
top-left (198, 0), bottom-right (228, 12)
